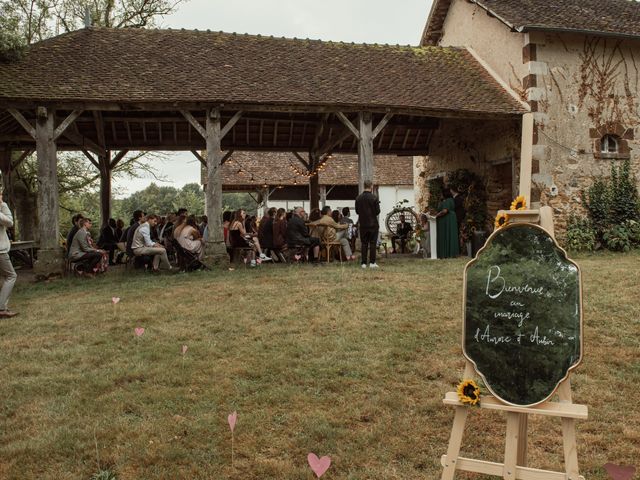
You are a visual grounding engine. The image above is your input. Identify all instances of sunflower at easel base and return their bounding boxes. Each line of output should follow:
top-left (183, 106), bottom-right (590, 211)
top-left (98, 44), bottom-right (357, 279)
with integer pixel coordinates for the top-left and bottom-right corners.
top-left (510, 195), bottom-right (527, 211)
top-left (495, 212), bottom-right (509, 229)
top-left (457, 379), bottom-right (481, 406)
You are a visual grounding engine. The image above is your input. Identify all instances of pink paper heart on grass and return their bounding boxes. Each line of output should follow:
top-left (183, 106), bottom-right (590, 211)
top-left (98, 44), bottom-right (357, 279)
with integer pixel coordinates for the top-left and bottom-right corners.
top-left (112, 297), bottom-right (120, 304)
top-left (604, 463), bottom-right (636, 480)
top-left (294, 254), bottom-right (302, 261)
top-left (228, 411), bottom-right (237, 432)
top-left (256, 258), bottom-right (262, 265)
top-left (181, 345), bottom-right (188, 355)
top-left (134, 327), bottom-right (145, 337)
top-left (308, 453), bottom-right (331, 478)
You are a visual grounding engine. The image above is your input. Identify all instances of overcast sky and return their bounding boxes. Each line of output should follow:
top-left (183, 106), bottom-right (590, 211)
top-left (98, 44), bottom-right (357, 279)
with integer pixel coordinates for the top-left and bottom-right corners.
top-left (113, 0), bottom-right (433, 197)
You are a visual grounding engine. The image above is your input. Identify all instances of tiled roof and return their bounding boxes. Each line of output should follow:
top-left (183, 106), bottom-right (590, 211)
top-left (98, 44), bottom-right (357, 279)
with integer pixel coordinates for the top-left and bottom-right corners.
top-left (0, 27), bottom-right (524, 116)
top-left (221, 152), bottom-right (413, 187)
top-left (422, 0), bottom-right (640, 45)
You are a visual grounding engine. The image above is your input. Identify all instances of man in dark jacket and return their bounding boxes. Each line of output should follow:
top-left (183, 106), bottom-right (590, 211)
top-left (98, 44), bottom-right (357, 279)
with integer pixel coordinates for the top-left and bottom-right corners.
top-left (126, 210), bottom-right (145, 257)
top-left (258, 207), bottom-right (276, 254)
top-left (286, 207), bottom-right (320, 261)
top-left (355, 181), bottom-right (380, 268)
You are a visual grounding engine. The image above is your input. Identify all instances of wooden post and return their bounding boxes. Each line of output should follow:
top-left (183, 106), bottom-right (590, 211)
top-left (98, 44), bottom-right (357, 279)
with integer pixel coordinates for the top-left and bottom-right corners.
top-left (204, 108), bottom-right (226, 260)
top-left (34, 106), bottom-right (64, 276)
top-left (0, 148), bottom-right (11, 206)
top-left (99, 151), bottom-right (112, 227)
top-left (519, 113), bottom-right (534, 206)
top-left (319, 185), bottom-right (327, 209)
top-left (309, 152), bottom-right (320, 211)
top-left (358, 112), bottom-right (374, 193)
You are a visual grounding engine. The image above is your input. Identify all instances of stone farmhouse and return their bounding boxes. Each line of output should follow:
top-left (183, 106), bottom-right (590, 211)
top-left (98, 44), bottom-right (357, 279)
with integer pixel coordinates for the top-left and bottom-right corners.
top-left (416, 0), bottom-right (640, 231)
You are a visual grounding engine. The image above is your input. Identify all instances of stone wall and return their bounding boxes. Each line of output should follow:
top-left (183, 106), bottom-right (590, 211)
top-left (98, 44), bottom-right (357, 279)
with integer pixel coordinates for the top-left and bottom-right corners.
top-left (529, 32), bottom-right (640, 233)
top-left (414, 118), bottom-right (521, 219)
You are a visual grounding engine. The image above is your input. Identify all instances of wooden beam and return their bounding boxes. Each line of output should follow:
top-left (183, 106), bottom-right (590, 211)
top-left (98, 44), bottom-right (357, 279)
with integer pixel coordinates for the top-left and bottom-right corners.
top-left (372, 113), bottom-right (393, 139)
top-left (191, 149), bottom-right (206, 166)
top-left (62, 129), bottom-right (107, 157)
top-left (158, 122), bottom-right (162, 143)
top-left (245, 118), bottom-right (250, 145)
top-left (125, 121), bottom-right (133, 144)
top-left (111, 121), bottom-right (117, 142)
top-left (142, 121), bottom-right (148, 142)
top-left (35, 106), bottom-right (60, 251)
top-left (358, 112), bottom-right (374, 193)
top-left (110, 150), bottom-right (129, 169)
top-left (221, 150), bottom-right (235, 164)
top-left (92, 111), bottom-right (106, 147)
top-left (82, 149), bottom-right (100, 169)
top-left (7, 109), bottom-right (35, 139)
top-left (412, 130), bottom-right (422, 149)
top-left (388, 127), bottom-right (398, 150)
top-left (292, 151), bottom-right (309, 170)
top-left (53, 109), bottom-right (83, 141)
top-left (401, 129), bottom-right (411, 149)
top-left (180, 110), bottom-right (206, 138)
top-left (259, 120), bottom-right (264, 146)
top-left (336, 112), bottom-right (360, 140)
top-left (12, 149), bottom-right (33, 169)
top-left (221, 111), bottom-right (243, 139)
top-left (317, 127), bottom-right (353, 156)
top-left (273, 120), bottom-right (278, 146)
top-left (288, 121), bottom-right (294, 147)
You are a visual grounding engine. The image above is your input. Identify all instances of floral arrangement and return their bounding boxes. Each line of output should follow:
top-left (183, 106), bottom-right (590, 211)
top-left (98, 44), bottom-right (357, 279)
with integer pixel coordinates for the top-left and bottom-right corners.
top-left (457, 379), bottom-right (481, 406)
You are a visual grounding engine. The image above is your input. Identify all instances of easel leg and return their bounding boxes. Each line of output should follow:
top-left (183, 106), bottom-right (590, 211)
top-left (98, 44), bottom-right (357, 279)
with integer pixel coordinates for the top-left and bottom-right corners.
top-left (517, 414), bottom-right (528, 466)
top-left (503, 412), bottom-right (520, 480)
top-left (558, 381), bottom-right (580, 479)
top-left (441, 406), bottom-right (469, 480)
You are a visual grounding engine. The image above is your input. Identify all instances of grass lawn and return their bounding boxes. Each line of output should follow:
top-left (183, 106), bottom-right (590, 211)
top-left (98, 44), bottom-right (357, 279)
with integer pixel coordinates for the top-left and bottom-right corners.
top-left (1, 252), bottom-right (639, 479)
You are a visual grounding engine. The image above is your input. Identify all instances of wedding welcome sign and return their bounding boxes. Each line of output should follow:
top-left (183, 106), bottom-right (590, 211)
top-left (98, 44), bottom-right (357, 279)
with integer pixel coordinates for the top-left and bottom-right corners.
top-left (463, 223), bottom-right (583, 406)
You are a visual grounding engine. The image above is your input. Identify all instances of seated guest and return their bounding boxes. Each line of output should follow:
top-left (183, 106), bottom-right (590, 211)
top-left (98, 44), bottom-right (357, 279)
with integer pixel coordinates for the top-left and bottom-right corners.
top-left (98, 218), bottom-right (118, 265)
top-left (391, 214), bottom-right (413, 254)
top-left (115, 219), bottom-right (124, 241)
top-left (286, 206), bottom-right (320, 262)
top-left (272, 208), bottom-right (288, 262)
top-left (417, 213), bottom-right (431, 258)
top-left (132, 214), bottom-right (172, 272)
top-left (69, 218), bottom-right (106, 276)
top-left (340, 206), bottom-right (357, 251)
top-left (258, 207), bottom-right (276, 255)
top-left (66, 214), bottom-right (84, 255)
top-left (176, 215), bottom-right (205, 260)
top-left (126, 210), bottom-right (145, 257)
top-left (176, 207), bottom-right (188, 217)
top-left (309, 206), bottom-right (354, 260)
top-left (199, 215), bottom-right (208, 237)
top-left (159, 213), bottom-right (176, 246)
top-left (222, 210), bottom-right (233, 258)
top-left (229, 209), bottom-right (270, 265)
top-left (307, 208), bottom-right (322, 240)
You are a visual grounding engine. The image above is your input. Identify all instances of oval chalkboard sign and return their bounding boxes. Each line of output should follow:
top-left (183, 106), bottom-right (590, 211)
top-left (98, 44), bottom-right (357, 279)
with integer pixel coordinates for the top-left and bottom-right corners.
top-left (463, 223), bottom-right (582, 406)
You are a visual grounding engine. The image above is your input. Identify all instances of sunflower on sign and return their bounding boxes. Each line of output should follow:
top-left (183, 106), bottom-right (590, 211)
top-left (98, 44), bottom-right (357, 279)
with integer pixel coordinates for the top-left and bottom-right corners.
top-left (457, 379), bottom-right (481, 406)
top-left (510, 195), bottom-right (527, 211)
top-left (495, 212), bottom-right (509, 229)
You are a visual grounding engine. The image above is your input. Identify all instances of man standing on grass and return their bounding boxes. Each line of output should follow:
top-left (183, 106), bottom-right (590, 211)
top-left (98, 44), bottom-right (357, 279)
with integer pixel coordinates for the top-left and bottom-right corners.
top-left (355, 180), bottom-right (380, 269)
top-left (0, 190), bottom-right (17, 317)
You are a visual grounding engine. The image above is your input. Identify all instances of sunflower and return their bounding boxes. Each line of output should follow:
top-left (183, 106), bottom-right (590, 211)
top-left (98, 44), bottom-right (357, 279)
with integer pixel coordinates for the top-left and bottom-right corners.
top-left (510, 195), bottom-right (527, 211)
top-left (457, 379), bottom-right (481, 406)
top-left (495, 212), bottom-right (509, 229)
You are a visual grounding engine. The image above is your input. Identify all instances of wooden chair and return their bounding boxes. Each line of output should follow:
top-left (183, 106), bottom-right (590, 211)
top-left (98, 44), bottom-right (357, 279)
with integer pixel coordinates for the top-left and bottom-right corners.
top-left (320, 241), bottom-right (344, 263)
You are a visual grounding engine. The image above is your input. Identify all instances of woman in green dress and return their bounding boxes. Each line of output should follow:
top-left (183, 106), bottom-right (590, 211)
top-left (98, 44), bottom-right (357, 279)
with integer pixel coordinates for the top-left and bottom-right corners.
top-left (435, 188), bottom-right (459, 258)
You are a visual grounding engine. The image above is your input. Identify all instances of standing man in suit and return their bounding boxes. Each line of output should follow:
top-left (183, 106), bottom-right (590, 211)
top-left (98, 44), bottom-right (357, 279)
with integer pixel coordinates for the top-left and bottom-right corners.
top-left (0, 190), bottom-right (18, 317)
top-left (355, 180), bottom-right (381, 269)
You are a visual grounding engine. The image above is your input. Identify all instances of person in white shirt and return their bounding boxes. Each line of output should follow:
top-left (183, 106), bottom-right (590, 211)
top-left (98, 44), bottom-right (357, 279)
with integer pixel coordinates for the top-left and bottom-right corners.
top-left (0, 190), bottom-right (17, 317)
top-left (131, 214), bottom-right (172, 272)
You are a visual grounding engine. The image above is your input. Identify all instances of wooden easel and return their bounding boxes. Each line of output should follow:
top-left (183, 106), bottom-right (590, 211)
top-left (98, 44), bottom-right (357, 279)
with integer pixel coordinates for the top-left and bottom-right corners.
top-left (440, 207), bottom-right (588, 480)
